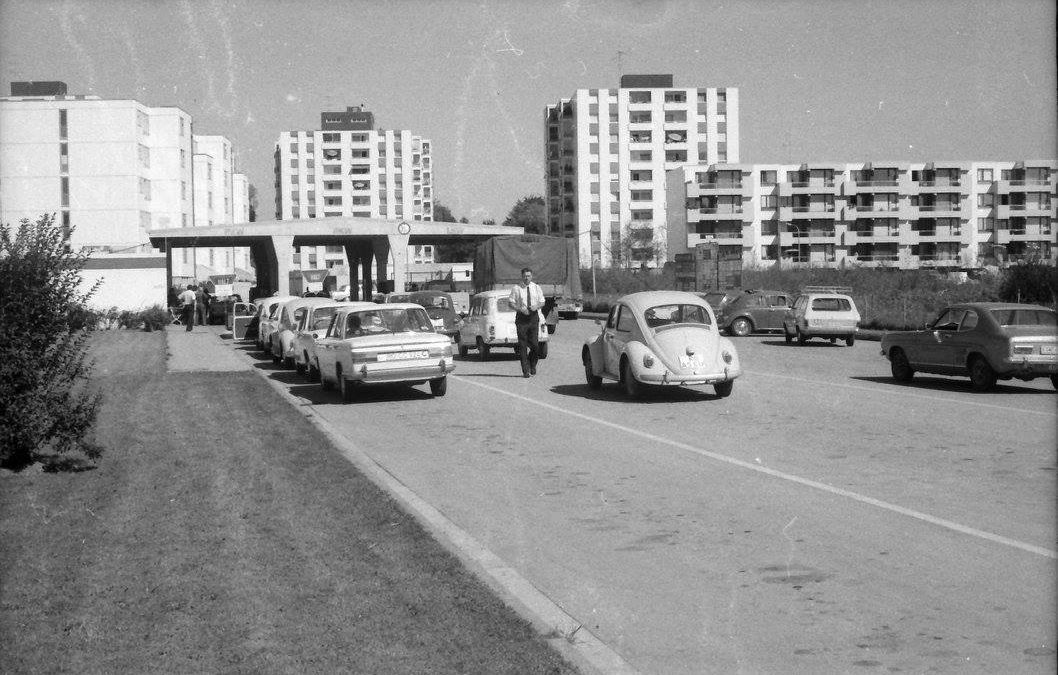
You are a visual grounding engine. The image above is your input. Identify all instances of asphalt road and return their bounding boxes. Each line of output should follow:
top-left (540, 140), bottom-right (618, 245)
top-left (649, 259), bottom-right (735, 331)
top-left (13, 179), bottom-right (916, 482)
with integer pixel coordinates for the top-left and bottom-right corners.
top-left (268, 320), bottom-right (1057, 674)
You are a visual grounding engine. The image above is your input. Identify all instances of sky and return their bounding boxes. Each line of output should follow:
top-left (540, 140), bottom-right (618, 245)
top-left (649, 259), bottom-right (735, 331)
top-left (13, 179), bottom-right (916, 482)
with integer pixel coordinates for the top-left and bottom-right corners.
top-left (1, 0), bottom-right (1055, 224)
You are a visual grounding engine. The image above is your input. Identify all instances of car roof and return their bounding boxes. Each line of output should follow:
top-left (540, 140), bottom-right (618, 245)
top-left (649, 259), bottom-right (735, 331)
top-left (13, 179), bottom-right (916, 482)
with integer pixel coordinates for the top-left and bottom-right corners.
top-left (337, 302), bottom-right (423, 312)
top-left (946, 302), bottom-right (1055, 312)
top-left (284, 296), bottom-right (341, 309)
top-left (618, 291), bottom-right (710, 313)
top-left (473, 289), bottom-right (514, 298)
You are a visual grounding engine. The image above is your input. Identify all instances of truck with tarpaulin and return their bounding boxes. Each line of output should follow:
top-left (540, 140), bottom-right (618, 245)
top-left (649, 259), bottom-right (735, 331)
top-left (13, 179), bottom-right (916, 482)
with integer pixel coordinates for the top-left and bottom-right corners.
top-left (472, 234), bottom-right (582, 334)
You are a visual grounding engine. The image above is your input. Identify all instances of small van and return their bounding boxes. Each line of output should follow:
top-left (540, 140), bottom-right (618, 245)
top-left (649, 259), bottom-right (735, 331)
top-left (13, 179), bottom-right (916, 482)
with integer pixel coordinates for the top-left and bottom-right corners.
top-left (457, 289), bottom-right (550, 360)
top-left (783, 287), bottom-right (860, 346)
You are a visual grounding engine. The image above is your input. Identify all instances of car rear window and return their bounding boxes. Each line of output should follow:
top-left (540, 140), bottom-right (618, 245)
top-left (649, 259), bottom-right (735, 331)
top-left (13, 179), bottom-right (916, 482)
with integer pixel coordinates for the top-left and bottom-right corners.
top-left (495, 298), bottom-right (515, 313)
top-left (990, 308), bottom-right (1057, 327)
top-left (644, 304), bottom-right (713, 329)
top-left (811, 297), bottom-right (851, 311)
top-left (311, 306), bottom-right (339, 330)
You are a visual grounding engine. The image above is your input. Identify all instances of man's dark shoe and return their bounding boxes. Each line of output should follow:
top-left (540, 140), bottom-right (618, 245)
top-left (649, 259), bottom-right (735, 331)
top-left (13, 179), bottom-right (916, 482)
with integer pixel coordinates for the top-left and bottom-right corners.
top-left (523, 372), bottom-right (530, 378)
top-left (530, 367), bottom-right (537, 375)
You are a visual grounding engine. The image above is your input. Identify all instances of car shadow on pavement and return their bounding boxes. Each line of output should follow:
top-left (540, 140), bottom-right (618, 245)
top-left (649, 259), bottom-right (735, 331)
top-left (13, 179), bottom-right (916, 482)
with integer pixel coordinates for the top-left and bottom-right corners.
top-left (759, 339), bottom-right (848, 348)
top-left (850, 375), bottom-right (1055, 394)
top-left (455, 372), bottom-right (534, 379)
top-left (549, 383), bottom-right (720, 403)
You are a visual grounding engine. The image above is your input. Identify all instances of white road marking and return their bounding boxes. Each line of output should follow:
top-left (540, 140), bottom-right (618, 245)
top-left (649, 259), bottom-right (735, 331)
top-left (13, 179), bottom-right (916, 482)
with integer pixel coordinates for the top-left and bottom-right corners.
top-left (456, 376), bottom-right (1057, 560)
top-left (746, 369), bottom-right (1057, 417)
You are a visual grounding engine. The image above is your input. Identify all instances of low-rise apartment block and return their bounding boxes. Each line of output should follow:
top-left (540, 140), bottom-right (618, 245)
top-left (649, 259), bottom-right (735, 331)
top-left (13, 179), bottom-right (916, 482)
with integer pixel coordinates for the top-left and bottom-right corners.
top-left (273, 106), bottom-right (434, 271)
top-left (666, 160), bottom-right (1057, 270)
top-left (545, 75), bottom-right (739, 269)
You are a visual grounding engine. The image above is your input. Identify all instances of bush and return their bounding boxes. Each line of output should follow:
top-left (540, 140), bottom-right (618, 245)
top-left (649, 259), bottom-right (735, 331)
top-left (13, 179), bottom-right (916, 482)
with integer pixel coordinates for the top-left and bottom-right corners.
top-left (998, 260), bottom-right (1058, 307)
top-left (139, 305), bottom-right (170, 332)
top-left (0, 215), bottom-right (103, 471)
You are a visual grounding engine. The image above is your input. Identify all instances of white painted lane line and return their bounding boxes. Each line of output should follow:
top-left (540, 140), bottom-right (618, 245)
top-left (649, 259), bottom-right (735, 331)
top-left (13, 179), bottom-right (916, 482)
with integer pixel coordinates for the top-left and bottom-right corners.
top-left (456, 376), bottom-right (1057, 560)
top-left (745, 369), bottom-right (1057, 417)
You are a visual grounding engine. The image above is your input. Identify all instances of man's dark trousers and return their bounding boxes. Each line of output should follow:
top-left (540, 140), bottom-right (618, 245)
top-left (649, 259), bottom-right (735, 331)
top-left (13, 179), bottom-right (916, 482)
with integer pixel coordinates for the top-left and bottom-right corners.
top-left (182, 305), bottom-right (195, 331)
top-left (515, 313), bottom-right (539, 376)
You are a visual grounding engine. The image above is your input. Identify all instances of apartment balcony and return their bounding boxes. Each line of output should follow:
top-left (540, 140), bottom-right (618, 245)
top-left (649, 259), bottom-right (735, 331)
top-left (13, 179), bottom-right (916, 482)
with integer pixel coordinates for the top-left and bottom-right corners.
top-left (699, 207), bottom-right (743, 220)
top-left (917, 204), bottom-right (963, 217)
top-left (997, 204), bottom-right (1053, 218)
top-left (788, 206), bottom-right (837, 220)
top-left (997, 178), bottom-right (1051, 194)
top-left (916, 254), bottom-right (962, 267)
top-left (695, 182), bottom-right (744, 196)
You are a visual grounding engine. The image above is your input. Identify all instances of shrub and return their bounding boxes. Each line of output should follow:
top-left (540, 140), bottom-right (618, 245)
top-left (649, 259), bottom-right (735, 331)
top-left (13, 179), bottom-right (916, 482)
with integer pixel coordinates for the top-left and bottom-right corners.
top-left (139, 305), bottom-right (170, 332)
top-left (998, 260), bottom-right (1058, 307)
top-left (0, 215), bottom-right (103, 471)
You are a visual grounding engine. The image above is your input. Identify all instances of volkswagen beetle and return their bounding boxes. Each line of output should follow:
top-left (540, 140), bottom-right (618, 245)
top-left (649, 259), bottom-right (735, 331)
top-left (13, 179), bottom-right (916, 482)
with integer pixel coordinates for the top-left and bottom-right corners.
top-left (583, 291), bottom-right (741, 398)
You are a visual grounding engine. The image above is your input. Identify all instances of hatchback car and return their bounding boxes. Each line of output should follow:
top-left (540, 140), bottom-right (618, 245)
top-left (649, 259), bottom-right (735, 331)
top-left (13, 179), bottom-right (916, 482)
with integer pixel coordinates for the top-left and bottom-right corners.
top-left (880, 302), bottom-right (1058, 391)
top-left (457, 289), bottom-right (550, 360)
top-left (315, 304), bottom-right (456, 400)
top-left (255, 295), bottom-right (296, 353)
top-left (271, 296), bottom-right (341, 366)
top-left (583, 291), bottom-right (741, 399)
top-left (292, 301), bottom-right (371, 379)
top-left (783, 290), bottom-right (861, 346)
top-left (406, 290), bottom-right (462, 343)
top-left (556, 296), bottom-right (584, 320)
top-left (717, 289), bottom-right (791, 336)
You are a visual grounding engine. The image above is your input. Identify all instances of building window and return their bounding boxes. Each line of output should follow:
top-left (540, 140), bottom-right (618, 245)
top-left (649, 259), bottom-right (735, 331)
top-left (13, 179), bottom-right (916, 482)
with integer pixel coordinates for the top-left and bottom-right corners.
top-left (977, 194), bottom-right (994, 207)
top-left (59, 144), bottom-right (68, 172)
top-left (977, 217), bottom-right (993, 232)
top-left (181, 181), bottom-right (187, 200)
top-left (180, 149), bottom-right (186, 168)
top-left (631, 190), bottom-right (653, 201)
top-left (290, 143), bottom-right (298, 154)
top-left (760, 170), bottom-right (777, 185)
top-left (629, 111), bottom-right (652, 124)
top-left (139, 178), bottom-right (150, 202)
top-left (61, 177), bottom-right (69, 207)
top-left (629, 91), bottom-right (651, 104)
top-left (59, 109), bottom-right (67, 140)
top-left (977, 168), bottom-right (993, 182)
top-left (761, 194), bottom-right (778, 208)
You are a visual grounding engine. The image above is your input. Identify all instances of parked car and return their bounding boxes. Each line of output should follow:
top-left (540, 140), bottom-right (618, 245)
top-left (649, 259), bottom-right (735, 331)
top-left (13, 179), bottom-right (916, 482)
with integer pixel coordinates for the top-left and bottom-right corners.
top-left (694, 290), bottom-right (734, 315)
top-left (556, 296), bottom-right (584, 320)
top-left (315, 304), bottom-right (455, 400)
top-left (582, 291), bottom-right (741, 399)
top-left (405, 290), bottom-right (462, 343)
top-left (880, 302), bottom-right (1058, 392)
top-left (457, 289), bottom-right (550, 360)
top-left (717, 289), bottom-right (791, 336)
top-left (271, 296), bottom-right (346, 367)
top-left (294, 301), bottom-right (373, 379)
top-left (255, 295), bottom-right (296, 353)
top-left (783, 289), bottom-right (861, 346)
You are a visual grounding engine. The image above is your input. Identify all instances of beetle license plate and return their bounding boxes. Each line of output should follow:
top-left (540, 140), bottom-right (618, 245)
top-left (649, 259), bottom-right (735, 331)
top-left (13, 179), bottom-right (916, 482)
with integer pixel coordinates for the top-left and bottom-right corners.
top-left (1041, 345), bottom-right (1056, 355)
top-left (378, 350), bottom-right (429, 361)
top-left (679, 355), bottom-right (704, 368)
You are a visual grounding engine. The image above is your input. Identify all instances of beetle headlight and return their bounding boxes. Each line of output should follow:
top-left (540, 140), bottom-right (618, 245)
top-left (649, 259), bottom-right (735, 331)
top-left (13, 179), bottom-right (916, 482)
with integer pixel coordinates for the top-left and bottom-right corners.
top-left (643, 353), bottom-right (655, 368)
top-left (722, 350), bottom-right (733, 364)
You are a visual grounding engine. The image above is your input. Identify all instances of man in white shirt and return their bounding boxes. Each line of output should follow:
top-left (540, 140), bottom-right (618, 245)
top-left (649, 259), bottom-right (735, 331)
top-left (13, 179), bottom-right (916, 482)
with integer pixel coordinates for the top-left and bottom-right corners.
top-left (509, 267), bottom-right (543, 377)
top-left (177, 285), bottom-right (197, 332)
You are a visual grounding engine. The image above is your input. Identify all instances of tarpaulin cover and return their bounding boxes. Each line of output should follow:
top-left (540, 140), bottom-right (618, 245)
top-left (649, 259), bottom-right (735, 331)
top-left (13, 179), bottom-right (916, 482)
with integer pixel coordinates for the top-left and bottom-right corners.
top-left (473, 235), bottom-right (582, 297)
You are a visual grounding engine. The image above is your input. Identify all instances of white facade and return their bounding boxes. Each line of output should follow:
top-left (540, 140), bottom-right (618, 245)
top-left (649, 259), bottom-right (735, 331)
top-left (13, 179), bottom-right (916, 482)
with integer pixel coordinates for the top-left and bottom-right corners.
top-left (187, 134), bottom-right (251, 276)
top-left (0, 93), bottom-right (193, 253)
top-left (274, 119), bottom-right (433, 271)
top-left (545, 75), bottom-right (739, 268)
top-left (666, 160), bottom-right (1057, 270)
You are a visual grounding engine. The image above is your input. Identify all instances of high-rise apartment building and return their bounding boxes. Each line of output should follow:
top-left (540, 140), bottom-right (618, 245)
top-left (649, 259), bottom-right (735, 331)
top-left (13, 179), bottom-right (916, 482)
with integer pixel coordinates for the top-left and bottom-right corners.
top-left (545, 75), bottom-right (739, 268)
top-left (0, 82), bottom-right (251, 278)
top-left (273, 106), bottom-right (434, 271)
top-left (0, 81), bottom-right (193, 255)
top-left (666, 160), bottom-right (1057, 270)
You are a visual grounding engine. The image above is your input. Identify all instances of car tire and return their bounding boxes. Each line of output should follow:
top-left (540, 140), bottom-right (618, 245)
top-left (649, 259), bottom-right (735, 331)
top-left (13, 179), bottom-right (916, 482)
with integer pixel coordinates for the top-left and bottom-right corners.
top-left (796, 328), bottom-right (807, 345)
top-left (429, 376), bottom-right (447, 396)
top-left (969, 357), bottom-right (997, 392)
top-left (537, 341), bottom-right (549, 359)
top-left (1051, 375), bottom-right (1058, 390)
top-left (295, 359), bottom-right (306, 376)
top-left (784, 329), bottom-right (793, 344)
top-left (730, 317), bottom-right (752, 337)
top-left (890, 348), bottom-right (914, 382)
top-left (458, 341), bottom-right (468, 357)
top-left (320, 365), bottom-right (333, 390)
top-left (829, 337), bottom-right (837, 344)
top-left (271, 353), bottom-right (281, 364)
top-left (846, 335), bottom-right (855, 347)
top-left (714, 380), bottom-right (734, 398)
top-left (622, 359), bottom-right (643, 399)
top-left (338, 367), bottom-right (356, 402)
top-left (284, 356), bottom-right (295, 369)
top-left (310, 358), bottom-right (322, 383)
top-left (583, 351), bottom-right (602, 390)
top-left (476, 337), bottom-right (490, 361)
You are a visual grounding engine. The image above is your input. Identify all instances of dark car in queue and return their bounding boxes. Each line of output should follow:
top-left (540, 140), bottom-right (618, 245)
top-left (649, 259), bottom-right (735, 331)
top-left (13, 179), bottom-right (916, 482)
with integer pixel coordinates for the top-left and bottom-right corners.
top-left (880, 302), bottom-right (1057, 392)
top-left (716, 289), bottom-right (791, 336)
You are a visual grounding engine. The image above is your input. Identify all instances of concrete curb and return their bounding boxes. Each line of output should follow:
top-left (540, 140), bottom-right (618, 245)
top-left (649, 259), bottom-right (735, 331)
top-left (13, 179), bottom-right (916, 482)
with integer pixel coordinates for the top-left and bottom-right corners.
top-left (212, 334), bottom-right (638, 675)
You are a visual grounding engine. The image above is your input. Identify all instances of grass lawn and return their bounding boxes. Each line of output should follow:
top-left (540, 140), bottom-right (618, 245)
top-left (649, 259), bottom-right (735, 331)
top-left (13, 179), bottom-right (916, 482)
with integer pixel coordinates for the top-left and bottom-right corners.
top-left (0, 329), bottom-right (577, 674)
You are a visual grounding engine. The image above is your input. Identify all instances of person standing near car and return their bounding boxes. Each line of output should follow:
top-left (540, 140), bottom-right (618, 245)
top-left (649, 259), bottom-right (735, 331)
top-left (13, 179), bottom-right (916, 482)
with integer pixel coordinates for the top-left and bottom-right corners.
top-left (509, 267), bottom-right (543, 378)
top-left (178, 285), bottom-right (197, 332)
top-left (195, 284), bottom-right (209, 326)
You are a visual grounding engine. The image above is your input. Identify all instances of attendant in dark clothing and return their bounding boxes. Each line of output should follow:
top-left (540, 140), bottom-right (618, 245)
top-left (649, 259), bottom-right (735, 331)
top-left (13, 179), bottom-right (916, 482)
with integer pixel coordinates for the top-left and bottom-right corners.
top-left (509, 267), bottom-right (544, 378)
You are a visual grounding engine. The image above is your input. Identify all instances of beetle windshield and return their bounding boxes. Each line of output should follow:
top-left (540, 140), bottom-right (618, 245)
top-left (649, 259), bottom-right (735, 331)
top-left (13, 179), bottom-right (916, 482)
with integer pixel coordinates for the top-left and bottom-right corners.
top-left (310, 306), bottom-right (340, 330)
top-left (990, 308), bottom-right (1057, 327)
top-left (346, 307), bottom-right (434, 336)
top-left (643, 304), bottom-right (712, 330)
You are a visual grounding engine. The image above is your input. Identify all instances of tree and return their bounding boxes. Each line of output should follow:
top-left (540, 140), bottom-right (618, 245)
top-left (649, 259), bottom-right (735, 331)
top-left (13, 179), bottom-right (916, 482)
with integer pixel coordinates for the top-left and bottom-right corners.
top-left (999, 258), bottom-right (1058, 306)
top-left (502, 195), bottom-right (546, 234)
top-left (0, 215), bottom-right (103, 471)
top-left (432, 202), bottom-right (476, 262)
top-left (433, 202), bottom-right (456, 224)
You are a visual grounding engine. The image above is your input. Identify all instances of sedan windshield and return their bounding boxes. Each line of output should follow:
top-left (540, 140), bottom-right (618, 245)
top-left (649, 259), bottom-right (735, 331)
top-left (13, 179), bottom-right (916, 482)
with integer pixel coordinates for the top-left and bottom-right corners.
top-left (990, 308), bottom-right (1057, 327)
top-left (644, 304), bottom-right (712, 330)
top-left (310, 307), bottom-right (339, 330)
top-left (345, 307), bottom-right (434, 336)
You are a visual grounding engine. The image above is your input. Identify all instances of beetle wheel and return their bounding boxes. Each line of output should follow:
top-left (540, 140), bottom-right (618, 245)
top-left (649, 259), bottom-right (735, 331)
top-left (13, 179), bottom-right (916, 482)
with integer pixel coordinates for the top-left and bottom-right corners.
top-left (583, 351), bottom-right (602, 390)
top-left (714, 380), bottom-right (734, 398)
top-left (476, 337), bottom-right (490, 360)
top-left (622, 359), bottom-right (643, 399)
top-left (429, 376), bottom-right (447, 396)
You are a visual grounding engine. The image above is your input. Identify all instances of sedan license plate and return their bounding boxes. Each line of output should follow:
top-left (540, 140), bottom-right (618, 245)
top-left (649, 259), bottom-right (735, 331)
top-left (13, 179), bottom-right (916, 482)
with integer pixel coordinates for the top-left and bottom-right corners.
top-left (1041, 345), bottom-right (1057, 356)
top-left (378, 350), bottom-right (429, 362)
